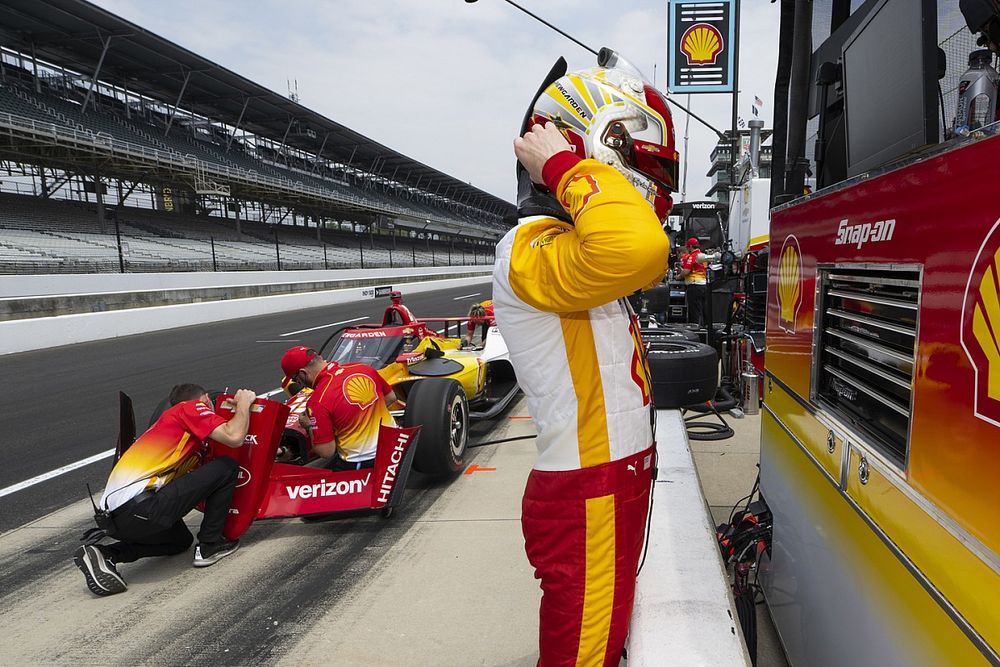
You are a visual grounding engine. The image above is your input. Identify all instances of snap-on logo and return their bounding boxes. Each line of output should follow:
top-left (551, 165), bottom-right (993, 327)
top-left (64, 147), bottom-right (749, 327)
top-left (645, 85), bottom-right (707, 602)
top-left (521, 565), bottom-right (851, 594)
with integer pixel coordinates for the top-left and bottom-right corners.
top-left (960, 217), bottom-right (1000, 427)
top-left (834, 218), bottom-right (896, 250)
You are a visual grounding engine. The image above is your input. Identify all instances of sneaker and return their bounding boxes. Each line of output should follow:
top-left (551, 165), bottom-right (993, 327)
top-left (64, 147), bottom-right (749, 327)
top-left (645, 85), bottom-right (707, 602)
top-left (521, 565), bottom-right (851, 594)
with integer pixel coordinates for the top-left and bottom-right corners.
top-left (193, 539), bottom-right (240, 568)
top-left (73, 545), bottom-right (127, 596)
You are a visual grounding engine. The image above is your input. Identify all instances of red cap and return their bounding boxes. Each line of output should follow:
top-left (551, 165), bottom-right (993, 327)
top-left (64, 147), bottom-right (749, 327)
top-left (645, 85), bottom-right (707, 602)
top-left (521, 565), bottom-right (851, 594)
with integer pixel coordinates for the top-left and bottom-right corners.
top-left (281, 346), bottom-right (317, 385)
top-left (686, 237), bottom-right (700, 247)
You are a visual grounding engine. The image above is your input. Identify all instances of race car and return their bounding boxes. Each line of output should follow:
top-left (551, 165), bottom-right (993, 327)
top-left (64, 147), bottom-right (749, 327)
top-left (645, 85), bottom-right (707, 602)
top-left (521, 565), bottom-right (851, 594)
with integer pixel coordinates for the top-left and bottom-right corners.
top-left (277, 291), bottom-right (518, 477)
top-left (119, 292), bottom-right (518, 537)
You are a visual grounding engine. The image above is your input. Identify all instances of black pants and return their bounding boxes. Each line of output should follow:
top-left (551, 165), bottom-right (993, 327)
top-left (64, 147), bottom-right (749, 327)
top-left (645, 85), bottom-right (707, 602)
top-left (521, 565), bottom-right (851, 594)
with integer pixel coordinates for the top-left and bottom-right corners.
top-left (686, 283), bottom-right (707, 327)
top-left (325, 455), bottom-right (375, 472)
top-left (104, 457), bottom-right (238, 563)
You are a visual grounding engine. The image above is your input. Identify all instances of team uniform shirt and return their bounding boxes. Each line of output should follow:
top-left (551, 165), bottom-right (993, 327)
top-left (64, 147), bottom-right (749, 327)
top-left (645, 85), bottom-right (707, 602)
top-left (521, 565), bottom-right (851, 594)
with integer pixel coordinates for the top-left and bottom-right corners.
top-left (466, 299), bottom-right (496, 334)
top-left (308, 361), bottom-right (395, 462)
top-left (101, 400), bottom-right (226, 511)
top-left (681, 250), bottom-right (709, 285)
top-left (492, 154), bottom-right (669, 472)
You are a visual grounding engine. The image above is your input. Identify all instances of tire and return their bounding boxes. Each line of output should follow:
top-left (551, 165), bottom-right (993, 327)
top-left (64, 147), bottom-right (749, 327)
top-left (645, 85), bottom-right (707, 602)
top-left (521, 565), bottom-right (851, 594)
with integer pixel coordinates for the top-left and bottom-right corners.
top-left (403, 379), bottom-right (468, 476)
top-left (640, 328), bottom-right (699, 343)
top-left (661, 322), bottom-right (701, 333)
top-left (646, 341), bottom-right (718, 408)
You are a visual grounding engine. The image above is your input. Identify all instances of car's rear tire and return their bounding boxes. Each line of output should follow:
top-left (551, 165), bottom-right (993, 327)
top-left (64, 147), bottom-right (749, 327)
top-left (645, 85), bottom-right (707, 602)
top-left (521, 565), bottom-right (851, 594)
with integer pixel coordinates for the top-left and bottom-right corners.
top-left (403, 379), bottom-right (468, 477)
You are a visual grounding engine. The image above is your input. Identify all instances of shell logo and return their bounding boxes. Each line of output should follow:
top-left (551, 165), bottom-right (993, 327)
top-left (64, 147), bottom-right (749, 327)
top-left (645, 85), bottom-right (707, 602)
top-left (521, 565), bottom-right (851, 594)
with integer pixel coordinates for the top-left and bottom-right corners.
top-left (680, 23), bottom-right (724, 66)
top-left (777, 235), bottom-right (802, 333)
top-left (343, 373), bottom-right (378, 410)
top-left (960, 219), bottom-right (1000, 427)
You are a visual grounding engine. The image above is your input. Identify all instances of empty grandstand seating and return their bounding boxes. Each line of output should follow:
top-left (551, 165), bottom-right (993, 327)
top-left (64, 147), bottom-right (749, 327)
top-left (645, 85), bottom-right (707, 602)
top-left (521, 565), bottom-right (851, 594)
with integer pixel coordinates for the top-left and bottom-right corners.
top-left (0, 193), bottom-right (490, 274)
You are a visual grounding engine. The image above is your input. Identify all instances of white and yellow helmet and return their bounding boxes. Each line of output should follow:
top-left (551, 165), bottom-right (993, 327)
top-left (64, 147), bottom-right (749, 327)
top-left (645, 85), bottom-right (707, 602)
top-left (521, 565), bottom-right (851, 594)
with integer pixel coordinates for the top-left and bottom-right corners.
top-left (529, 52), bottom-right (679, 220)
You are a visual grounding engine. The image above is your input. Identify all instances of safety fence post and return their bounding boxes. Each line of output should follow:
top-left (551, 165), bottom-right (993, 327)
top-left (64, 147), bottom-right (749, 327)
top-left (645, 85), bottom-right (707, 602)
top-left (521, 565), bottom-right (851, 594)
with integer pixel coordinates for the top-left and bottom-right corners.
top-left (211, 236), bottom-right (218, 272)
top-left (411, 245), bottom-right (416, 267)
top-left (359, 237), bottom-right (365, 269)
top-left (274, 227), bottom-right (282, 271)
top-left (323, 243), bottom-right (328, 270)
top-left (113, 211), bottom-right (125, 273)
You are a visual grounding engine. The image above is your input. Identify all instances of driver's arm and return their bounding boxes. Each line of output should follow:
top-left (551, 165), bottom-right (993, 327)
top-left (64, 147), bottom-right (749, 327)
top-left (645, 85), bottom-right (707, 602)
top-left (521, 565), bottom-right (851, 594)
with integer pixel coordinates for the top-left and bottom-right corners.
top-left (507, 135), bottom-right (669, 313)
top-left (208, 389), bottom-right (257, 448)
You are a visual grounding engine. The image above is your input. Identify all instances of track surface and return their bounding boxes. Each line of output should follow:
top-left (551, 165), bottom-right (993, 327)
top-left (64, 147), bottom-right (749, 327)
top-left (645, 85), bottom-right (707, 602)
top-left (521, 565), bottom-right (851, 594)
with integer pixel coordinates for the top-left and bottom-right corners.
top-left (0, 283), bottom-right (492, 532)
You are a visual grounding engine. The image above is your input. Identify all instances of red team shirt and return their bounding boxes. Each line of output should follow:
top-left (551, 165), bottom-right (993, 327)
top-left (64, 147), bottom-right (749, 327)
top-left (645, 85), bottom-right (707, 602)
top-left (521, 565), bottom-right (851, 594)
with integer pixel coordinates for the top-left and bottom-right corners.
top-left (101, 400), bottom-right (226, 511)
top-left (308, 362), bottom-right (394, 462)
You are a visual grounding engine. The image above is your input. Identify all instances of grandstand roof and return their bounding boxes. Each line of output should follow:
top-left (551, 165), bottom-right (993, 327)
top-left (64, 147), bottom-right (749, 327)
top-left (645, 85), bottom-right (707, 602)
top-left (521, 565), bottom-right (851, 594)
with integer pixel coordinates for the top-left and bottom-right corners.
top-left (0, 0), bottom-right (512, 214)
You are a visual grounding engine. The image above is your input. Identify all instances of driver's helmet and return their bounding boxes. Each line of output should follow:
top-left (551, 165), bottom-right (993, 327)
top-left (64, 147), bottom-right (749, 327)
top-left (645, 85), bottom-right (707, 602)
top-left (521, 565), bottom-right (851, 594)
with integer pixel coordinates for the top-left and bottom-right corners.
top-left (389, 290), bottom-right (403, 304)
top-left (530, 54), bottom-right (678, 220)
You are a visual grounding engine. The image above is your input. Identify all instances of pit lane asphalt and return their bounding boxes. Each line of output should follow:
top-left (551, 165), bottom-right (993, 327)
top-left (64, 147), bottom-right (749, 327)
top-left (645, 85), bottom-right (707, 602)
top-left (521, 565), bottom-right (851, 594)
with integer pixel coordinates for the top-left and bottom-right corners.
top-left (0, 282), bottom-right (492, 533)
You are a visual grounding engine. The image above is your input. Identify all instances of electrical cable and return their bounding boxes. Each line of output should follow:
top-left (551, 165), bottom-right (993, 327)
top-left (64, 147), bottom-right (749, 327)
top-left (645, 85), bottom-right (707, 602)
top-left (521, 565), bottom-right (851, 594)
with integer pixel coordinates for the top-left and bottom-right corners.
top-left (467, 434), bottom-right (537, 449)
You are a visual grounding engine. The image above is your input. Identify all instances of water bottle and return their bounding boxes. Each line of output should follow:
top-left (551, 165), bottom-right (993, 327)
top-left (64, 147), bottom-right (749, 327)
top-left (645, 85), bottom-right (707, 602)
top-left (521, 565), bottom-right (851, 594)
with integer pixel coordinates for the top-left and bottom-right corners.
top-left (954, 50), bottom-right (1000, 134)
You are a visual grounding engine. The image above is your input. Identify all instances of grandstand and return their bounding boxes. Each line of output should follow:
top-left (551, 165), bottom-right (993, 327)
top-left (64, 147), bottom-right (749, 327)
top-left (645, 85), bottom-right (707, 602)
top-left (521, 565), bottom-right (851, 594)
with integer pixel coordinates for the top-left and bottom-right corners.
top-left (0, 0), bottom-right (512, 274)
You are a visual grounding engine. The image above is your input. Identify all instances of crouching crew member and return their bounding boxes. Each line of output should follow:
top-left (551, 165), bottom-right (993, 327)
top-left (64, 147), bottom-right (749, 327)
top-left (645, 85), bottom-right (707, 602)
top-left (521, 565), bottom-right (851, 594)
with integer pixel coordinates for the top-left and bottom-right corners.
top-left (493, 59), bottom-right (675, 666)
top-left (462, 299), bottom-right (495, 347)
top-left (74, 384), bottom-right (257, 597)
top-left (280, 346), bottom-right (397, 471)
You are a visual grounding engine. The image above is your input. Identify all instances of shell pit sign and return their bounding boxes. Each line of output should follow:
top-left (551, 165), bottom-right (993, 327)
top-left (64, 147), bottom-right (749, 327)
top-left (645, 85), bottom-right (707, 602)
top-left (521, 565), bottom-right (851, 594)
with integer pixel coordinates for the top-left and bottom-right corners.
top-left (668, 0), bottom-right (736, 94)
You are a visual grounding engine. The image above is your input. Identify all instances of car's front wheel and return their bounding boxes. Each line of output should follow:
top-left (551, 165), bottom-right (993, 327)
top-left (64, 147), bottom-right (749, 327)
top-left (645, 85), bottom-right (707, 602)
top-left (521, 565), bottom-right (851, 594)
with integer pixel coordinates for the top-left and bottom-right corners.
top-left (403, 379), bottom-right (468, 477)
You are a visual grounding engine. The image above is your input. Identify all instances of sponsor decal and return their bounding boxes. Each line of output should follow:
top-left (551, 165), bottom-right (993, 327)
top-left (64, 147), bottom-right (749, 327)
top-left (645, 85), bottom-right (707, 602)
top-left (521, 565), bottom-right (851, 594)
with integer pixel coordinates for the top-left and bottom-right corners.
top-left (777, 235), bottom-right (802, 333)
top-left (343, 373), bottom-right (378, 409)
top-left (285, 474), bottom-right (370, 500)
top-left (236, 466), bottom-right (251, 488)
top-left (681, 23), bottom-right (724, 66)
top-left (560, 174), bottom-right (601, 214)
top-left (243, 434), bottom-right (258, 446)
top-left (553, 81), bottom-right (588, 120)
top-left (342, 330), bottom-right (387, 339)
top-left (834, 218), bottom-right (896, 250)
top-left (362, 286), bottom-right (392, 299)
top-left (961, 218), bottom-right (1000, 426)
top-left (377, 432), bottom-right (411, 504)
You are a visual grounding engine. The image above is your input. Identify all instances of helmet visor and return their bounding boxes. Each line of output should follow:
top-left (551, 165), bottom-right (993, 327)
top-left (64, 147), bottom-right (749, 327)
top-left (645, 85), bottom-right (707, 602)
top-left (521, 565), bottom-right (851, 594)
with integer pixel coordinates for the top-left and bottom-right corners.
top-left (632, 140), bottom-right (680, 192)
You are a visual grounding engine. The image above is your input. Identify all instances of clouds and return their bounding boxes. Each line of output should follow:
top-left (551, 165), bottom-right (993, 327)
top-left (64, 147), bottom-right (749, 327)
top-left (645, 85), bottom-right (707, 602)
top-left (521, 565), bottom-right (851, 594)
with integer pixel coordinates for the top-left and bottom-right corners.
top-left (90, 0), bottom-right (779, 204)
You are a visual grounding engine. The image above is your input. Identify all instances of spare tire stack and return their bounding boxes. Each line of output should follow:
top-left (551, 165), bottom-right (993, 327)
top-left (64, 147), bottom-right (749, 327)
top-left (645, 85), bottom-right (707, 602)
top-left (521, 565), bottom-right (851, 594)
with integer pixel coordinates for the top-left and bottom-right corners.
top-left (645, 340), bottom-right (718, 409)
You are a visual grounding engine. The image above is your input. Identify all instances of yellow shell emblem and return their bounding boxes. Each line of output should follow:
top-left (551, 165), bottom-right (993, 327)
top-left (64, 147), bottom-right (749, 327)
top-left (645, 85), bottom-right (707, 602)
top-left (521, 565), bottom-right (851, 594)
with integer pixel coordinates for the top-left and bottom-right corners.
top-left (681, 23), bottom-right (724, 66)
top-left (962, 222), bottom-right (1000, 426)
top-left (343, 374), bottom-right (378, 409)
top-left (777, 236), bottom-right (802, 333)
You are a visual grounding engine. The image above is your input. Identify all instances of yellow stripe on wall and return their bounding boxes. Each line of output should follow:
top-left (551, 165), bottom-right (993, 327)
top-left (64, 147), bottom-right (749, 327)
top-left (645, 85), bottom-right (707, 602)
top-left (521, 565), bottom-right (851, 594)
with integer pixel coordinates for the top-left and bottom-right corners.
top-left (577, 493), bottom-right (616, 666)
top-left (560, 312), bottom-right (611, 466)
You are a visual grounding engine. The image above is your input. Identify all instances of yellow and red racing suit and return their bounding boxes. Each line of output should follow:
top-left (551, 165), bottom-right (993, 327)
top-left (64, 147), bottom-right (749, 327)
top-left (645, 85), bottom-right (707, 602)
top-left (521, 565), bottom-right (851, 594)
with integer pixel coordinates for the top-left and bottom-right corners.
top-left (492, 151), bottom-right (669, 666)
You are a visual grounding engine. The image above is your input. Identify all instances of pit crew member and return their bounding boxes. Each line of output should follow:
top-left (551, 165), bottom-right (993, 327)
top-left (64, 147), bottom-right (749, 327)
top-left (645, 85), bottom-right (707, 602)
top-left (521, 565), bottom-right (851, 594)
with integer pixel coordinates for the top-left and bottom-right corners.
top-left (462, 299), bottom-right (495, 347)
top-left (678, 236), bottom-right (721, 327)
top-left (74, 384), bottom-right (257, 597)
top-left (493, 57), bottom-right (674, 666)
top-left (281, 346), bottom-right (397, 471)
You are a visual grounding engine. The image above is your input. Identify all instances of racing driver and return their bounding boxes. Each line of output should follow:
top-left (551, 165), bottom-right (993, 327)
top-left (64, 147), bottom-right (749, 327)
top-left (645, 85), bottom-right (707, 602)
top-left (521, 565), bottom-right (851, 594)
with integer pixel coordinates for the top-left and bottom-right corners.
top-left (74, 384), bottom-right (257, 597)
top-left (280, 346), bottom-right (397, 471)
top-left (492, 54), bottom-right (674, 666)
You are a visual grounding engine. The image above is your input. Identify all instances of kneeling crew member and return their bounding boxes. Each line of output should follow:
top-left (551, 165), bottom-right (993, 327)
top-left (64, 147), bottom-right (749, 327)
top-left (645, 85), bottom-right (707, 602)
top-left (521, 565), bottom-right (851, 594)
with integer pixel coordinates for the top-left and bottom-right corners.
top-left (74, 384), bottom-right (257, 597)
top-left (462, 299), bottom-right (495, 347)
top-left (280, 346), bottom-right (397, 471)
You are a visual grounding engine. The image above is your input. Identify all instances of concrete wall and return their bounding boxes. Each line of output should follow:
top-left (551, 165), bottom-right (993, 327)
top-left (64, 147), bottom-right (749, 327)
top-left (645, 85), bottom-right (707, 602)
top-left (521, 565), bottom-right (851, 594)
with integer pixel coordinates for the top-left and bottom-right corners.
top-left (0, 274), bottom-right (491, 356)
top-left (0, 266), bottom-right (486, 298)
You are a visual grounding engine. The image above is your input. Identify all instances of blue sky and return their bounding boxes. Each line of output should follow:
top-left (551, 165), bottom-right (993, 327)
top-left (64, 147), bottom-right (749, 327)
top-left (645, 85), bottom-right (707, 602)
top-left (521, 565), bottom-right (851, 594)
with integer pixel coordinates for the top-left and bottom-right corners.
top-left (91, 0), bottom-right (780, 203)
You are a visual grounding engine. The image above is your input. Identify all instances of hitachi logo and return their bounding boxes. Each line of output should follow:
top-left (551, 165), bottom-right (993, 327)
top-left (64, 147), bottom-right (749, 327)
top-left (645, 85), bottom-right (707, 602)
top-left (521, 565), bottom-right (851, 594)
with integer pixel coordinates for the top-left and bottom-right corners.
top-left (377, 433), bottom-right (411, 504)
top-left (835, 218), bottom-right (895, 249)
top-left (286, 474), bottom-right (369, 500)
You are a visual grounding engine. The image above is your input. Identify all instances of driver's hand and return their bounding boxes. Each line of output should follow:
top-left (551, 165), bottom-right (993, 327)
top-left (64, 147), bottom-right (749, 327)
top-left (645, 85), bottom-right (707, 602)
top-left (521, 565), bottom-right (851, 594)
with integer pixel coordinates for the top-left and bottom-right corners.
top-left (514, 122), bottom-right (574, 185)
top-left (234, 388), bottom-right (257, 409)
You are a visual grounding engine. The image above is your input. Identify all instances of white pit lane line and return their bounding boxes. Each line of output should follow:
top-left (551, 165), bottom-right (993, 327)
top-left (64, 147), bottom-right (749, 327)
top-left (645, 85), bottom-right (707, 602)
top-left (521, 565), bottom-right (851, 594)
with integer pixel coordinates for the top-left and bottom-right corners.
top-left (452, 292), bottom-right (481, 300)
top-left (1, 386), bottom-right (287, 499)
top-left (280, 316), bottom-right (367, 337)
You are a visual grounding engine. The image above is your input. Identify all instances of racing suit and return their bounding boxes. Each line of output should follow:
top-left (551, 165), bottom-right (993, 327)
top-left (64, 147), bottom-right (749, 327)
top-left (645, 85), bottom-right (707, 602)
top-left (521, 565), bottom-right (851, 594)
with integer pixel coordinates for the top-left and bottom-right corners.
top-left (681, 249), bottom-right (711, 326)
top-left (493, 152), bottom-right (669, 666)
